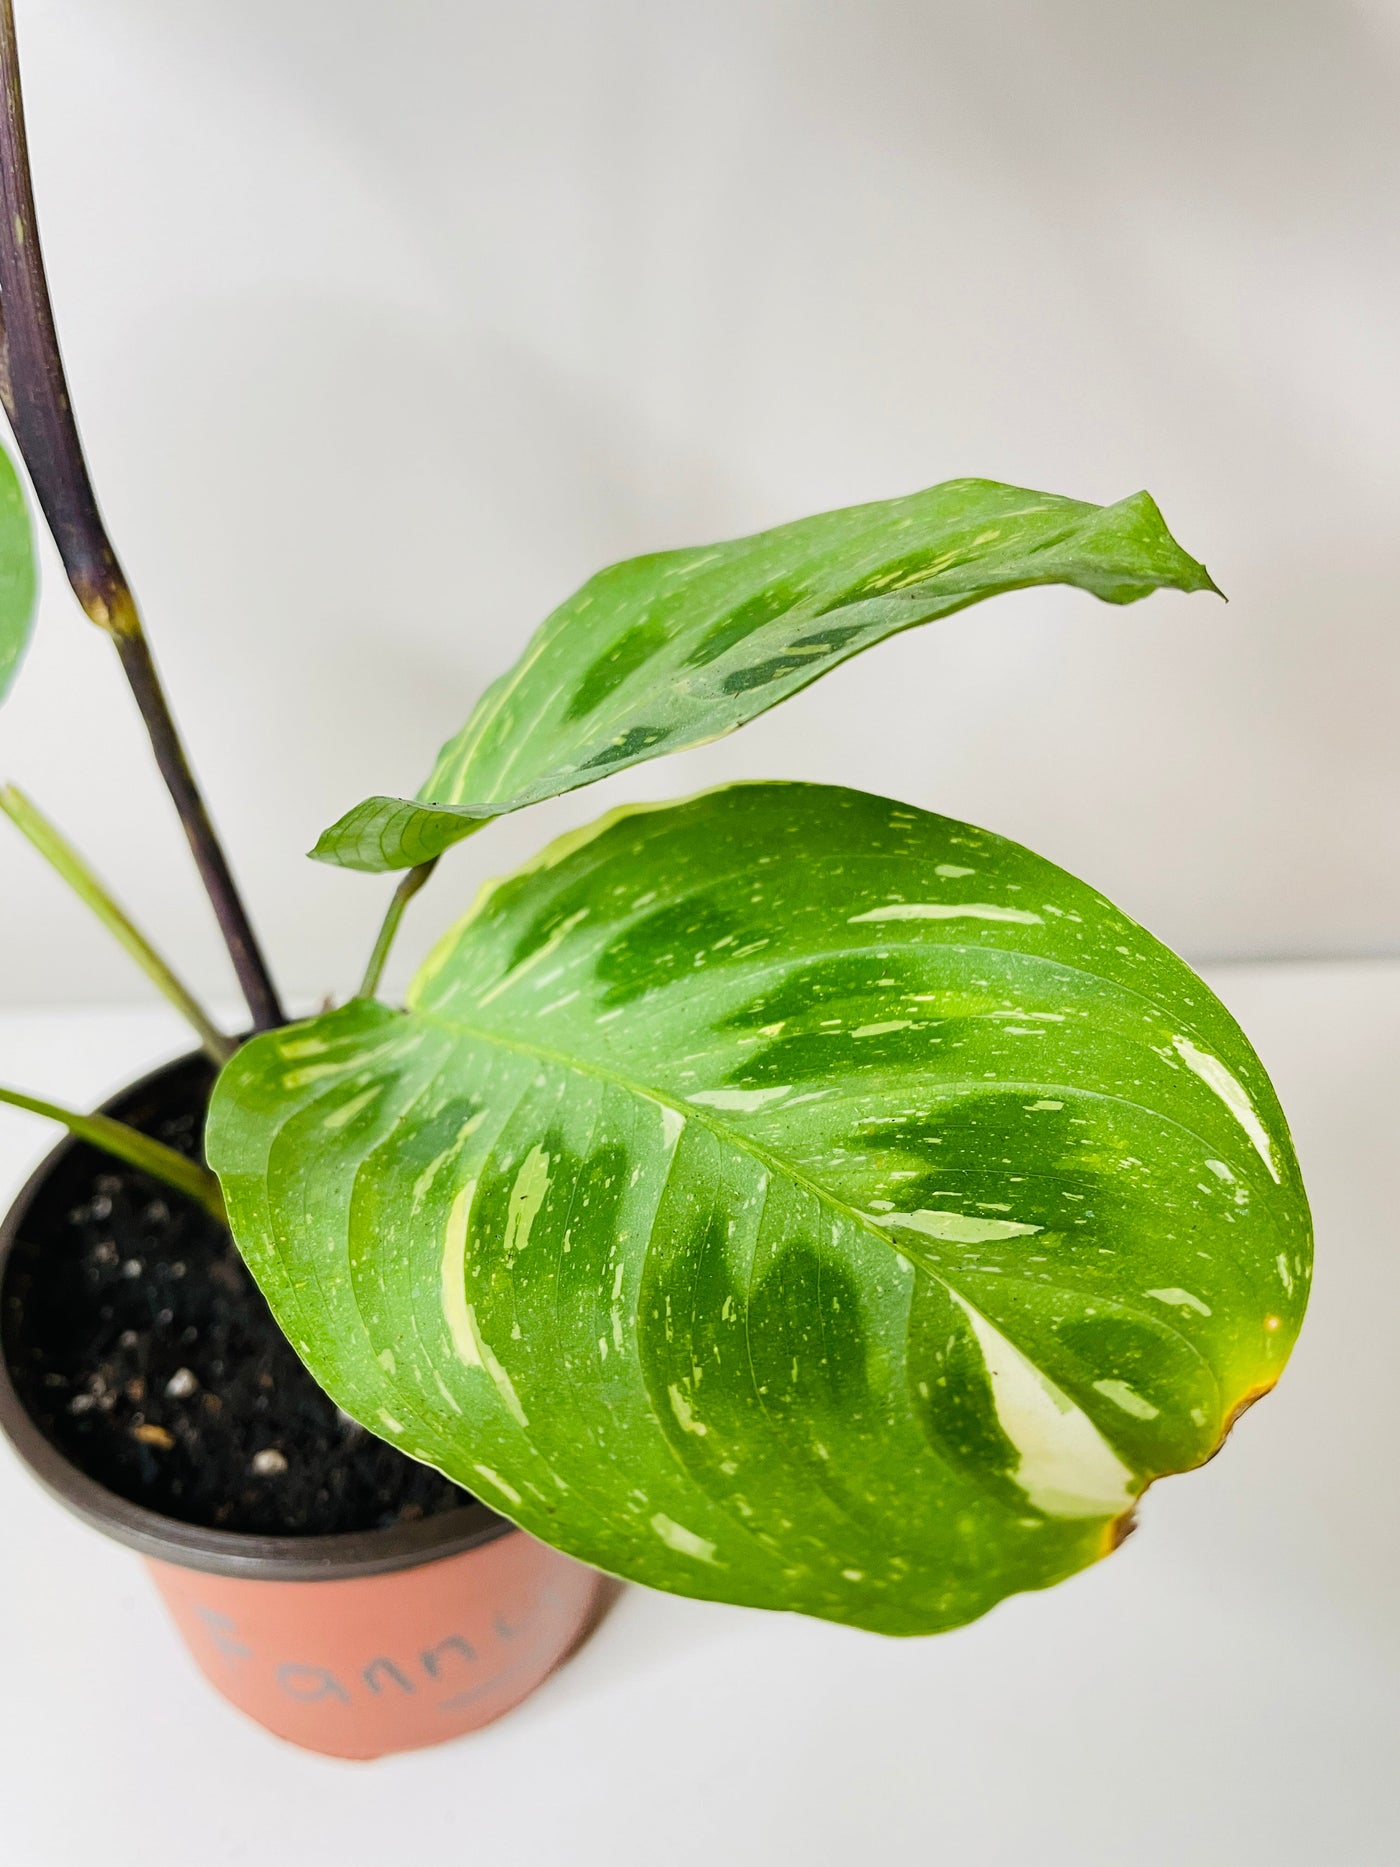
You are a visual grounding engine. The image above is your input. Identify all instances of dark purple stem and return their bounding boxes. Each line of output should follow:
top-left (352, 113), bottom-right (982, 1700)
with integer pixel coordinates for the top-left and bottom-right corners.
top-left (0, 0), bottom-right (285, 1032)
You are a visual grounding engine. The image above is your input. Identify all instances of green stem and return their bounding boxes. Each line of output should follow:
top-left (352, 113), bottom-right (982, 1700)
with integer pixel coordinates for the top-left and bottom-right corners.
top-left (1, 784), bottom-right (235, 1065)
top-left (0, 1084), bottom-right (226, 1224)
top-left (358, 859), bottom-right (439, 1000)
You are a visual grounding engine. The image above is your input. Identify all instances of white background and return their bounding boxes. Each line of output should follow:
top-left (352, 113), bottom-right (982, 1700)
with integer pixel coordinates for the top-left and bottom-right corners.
top-left (0, 0), bottom-right (1397, 1008)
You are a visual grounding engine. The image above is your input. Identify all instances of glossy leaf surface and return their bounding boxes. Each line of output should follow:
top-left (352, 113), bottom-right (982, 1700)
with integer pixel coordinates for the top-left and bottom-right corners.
top-left (212, 783), bottom-right (1307, 1633)
top-left (0, 444), bottom-right (37, 704)
top-left (312, 479), bottom-right (1217, 870)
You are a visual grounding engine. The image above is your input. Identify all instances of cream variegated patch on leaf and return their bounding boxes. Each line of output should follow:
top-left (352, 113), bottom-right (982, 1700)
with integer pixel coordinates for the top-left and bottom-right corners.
top-left (210, 783), bottom-right (1309, 1634)
top-left (310, 479), bottom-right (1217, 871)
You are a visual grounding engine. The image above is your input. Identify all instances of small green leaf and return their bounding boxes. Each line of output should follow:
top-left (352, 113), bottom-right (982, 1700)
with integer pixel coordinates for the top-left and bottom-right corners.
top-left (0, 785), bottom-right (234, 1064)
top-left (0, 443), bottom-right (38, 705)
top-left (213, 782), bottom-right (1306, 1634)
top-left (0, 1084), bottom-right (226, 1223)
top-left (312, 479), bottom-right (1219, 872)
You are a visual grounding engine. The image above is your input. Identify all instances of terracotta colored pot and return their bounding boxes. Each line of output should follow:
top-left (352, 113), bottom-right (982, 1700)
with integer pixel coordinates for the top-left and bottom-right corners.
top-left (144, 1534), bottom-right (604, 1759)
top-left (0, 1052), bottom-right (609, 1760)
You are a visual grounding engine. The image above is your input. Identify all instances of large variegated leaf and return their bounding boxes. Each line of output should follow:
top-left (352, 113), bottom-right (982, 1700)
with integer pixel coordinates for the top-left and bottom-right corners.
top-left (311, 480), bottom-right (1217, 871)
top-left (211, 783), bottom-right (1308, 1634)
top-left (0, 443), bottom-right (37, 705)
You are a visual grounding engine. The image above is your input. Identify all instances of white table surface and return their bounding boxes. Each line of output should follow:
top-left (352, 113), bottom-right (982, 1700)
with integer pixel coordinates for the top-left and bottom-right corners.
top-left (1, 969), bottom-right (1396, 1867)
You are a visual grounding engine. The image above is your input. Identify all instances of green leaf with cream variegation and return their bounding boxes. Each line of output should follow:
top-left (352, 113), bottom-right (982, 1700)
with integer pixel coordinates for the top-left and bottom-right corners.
top-left (211, 782), bottom-right (1308, 1634)
top-left (311, 479), bottom-right (1218, 871)
top-left (0, 443), bottom-right (37, 705)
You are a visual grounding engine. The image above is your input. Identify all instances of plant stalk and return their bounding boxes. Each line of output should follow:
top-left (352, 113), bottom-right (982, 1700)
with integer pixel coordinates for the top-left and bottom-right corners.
top-left (0, 0), bottom-right (285, 1032)
top-left (0, 1083), bottom-right (226, 1223)
top-left (0, 783), bottom-right (235, 1063)
top-left (359, 859), bottom-right (439, 1000)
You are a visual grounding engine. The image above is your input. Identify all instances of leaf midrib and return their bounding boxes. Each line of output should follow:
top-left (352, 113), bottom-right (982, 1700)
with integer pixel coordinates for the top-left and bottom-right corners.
top-left (409, 1000), bottom-right (952, 1288)
top-left (409, 996), bottom-right (1287, 1405)
top-left (420, 921), bottom-right (1288, 1215)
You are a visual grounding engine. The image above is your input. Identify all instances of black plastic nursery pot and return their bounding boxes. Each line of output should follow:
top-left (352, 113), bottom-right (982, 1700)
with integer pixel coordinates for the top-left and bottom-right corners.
top-left (0, 1050), bottom-right (606, 1760)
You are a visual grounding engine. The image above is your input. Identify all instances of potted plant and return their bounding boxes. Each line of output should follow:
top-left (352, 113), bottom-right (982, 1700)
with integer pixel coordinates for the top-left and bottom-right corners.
top-left (0, 2), bottom-right (1311, 1763)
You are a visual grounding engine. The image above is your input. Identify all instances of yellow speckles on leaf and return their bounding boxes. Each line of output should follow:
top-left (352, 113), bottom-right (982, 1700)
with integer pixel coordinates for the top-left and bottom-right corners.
top-left (280, 1060), bottom-right (357, 1089)
top-left (849, 902), bottom-right (1044, 927)
top-left (1146, 1286), bottom-right (1212, 1317)
top-left (412, 1111), bottom-right (487, 1214)
top-left (476, 909), bottom-right (590, 1008)
top-left (673, 550), bottom-right (722, 577)
top-left (892, 548), bottom-right (960, 582)
top-left (535, 990), bottom-right (580, 1017)
top-left (668, 1384), bottom-right (708, 1435)
top-left (323, 1085), bottom-right (382, 1129)
top-left (441, 1181), bottom-right (481, 1366)
top-left (650, 1513), bottom-right (717, 1563)
top-left (852, 1020), bottom-right (912, 1038)
top-left (879, 1209), bottom-right (1042, 1244)
top-left (474, 1464), bottom-right (523, 1507)
top-left (934, 864), bottom-right (974, 879)
top-left (1171, 1035), bottom-right (1281, 1182)
top-left (378, 1409), bottom-right (405, 1435)
top-left (378, 1348), bottom-right (397, 1374)
top-left (688, 1085), bottom-right (792, 1112)
top-left (504, 1144), bottom-right (551, 1256)
top-left (1092, 1378), bottom-right (1160, 1421)
top-left (469, 1318), bottom-right (528, 1421)
top-left (611, 1260), bottom-right (627, 1351)
top-left (281, 1030), bottom-right (425, 1092)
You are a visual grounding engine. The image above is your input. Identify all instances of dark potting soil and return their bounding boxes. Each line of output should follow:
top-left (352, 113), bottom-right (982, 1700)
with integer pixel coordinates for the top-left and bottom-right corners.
top-left (2, 1055), bottom-right (474, 1537)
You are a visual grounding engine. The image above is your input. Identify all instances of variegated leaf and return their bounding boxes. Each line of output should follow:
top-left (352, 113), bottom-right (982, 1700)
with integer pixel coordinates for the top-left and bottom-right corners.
top-left (311, 479), bottom-right (1217, 871)
top-left (0, 443), bottom-right (37, 705)
top-left (210, 783), bottom-right (1308, 1634)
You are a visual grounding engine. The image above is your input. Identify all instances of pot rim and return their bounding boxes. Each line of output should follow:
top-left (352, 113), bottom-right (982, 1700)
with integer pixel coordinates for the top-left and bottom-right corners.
top-left (0, 1045), bottom-right (511, 1582)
